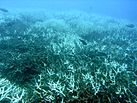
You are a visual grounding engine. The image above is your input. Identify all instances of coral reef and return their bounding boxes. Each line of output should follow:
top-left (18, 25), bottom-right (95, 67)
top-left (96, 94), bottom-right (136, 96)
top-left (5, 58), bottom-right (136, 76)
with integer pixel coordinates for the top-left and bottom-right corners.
top-left (0, 11), bottom-right (137, 103)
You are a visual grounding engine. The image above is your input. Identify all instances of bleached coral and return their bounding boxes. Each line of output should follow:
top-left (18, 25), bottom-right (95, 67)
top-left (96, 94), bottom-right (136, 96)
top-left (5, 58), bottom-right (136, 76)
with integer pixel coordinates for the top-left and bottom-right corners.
top-left (0, 77), bottom-right (27, 103)
top-left (0, 11), bottom-right (137, 102)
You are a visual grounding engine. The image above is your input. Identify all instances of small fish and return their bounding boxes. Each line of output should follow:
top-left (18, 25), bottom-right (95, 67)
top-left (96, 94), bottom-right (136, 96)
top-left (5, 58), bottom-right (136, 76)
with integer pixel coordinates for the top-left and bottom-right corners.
top-left (79, 39), bottom-right (87, 45)
top-left (126, 24), bottom-right (135, 28)
top-left (0, 8), bottom-right (8, 12)
top-left (129, 55), bottom-right (135, 60)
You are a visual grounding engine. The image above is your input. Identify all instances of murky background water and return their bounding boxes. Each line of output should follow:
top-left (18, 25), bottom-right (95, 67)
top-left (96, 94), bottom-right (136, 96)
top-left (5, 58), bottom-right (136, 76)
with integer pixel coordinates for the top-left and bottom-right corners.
top-left (0, 0), bottom-right (137, 22)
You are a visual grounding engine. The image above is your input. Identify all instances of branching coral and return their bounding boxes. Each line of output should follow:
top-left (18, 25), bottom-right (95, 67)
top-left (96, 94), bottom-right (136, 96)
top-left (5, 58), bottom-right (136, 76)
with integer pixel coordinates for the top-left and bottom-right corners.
top-left (0, 11), bottom-right (137, 103)
top-left (0, 77), bottom-right (27, 103)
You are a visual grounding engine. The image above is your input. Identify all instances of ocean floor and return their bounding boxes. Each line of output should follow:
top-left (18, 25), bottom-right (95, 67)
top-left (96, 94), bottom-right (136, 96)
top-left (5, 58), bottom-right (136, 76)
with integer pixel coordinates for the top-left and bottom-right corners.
top-left (0, 11), bottom-right (137, 103)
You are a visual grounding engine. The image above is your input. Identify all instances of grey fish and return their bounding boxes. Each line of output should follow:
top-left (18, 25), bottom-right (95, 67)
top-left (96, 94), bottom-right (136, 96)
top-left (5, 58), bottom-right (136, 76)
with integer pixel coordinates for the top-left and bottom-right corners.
top-left (126, 24), bottom-right (135, 28)
top-left (0, 8), bottom-right (8, 12)
top-left (79, 39), bottom-right (87, 45)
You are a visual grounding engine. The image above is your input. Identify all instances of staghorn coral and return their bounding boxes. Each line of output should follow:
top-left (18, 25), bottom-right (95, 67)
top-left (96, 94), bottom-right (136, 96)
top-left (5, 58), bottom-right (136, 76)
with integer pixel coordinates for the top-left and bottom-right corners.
top-left (0, 77), bottom-right (27, 103)
top-left (0, 11), bottom-right (137, 103)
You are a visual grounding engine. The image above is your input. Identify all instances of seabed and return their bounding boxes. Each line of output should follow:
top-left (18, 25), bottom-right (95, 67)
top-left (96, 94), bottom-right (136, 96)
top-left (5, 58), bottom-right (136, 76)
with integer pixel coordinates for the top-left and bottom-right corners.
top-left (0, 11), bottom-right (137, 103)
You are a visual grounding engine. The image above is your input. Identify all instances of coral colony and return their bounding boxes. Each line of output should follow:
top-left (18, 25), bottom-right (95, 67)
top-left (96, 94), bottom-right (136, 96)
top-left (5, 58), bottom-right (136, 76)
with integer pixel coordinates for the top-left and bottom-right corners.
top-left (0, 12), bottom-right (137, 103)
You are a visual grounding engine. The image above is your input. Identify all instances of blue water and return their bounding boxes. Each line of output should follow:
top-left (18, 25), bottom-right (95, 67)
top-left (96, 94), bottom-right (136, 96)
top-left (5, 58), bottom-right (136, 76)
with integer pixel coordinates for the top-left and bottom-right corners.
top-left (0, 0), bottom-right (137, 22)
top-left (0, 0), bottom-right (137, 102)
